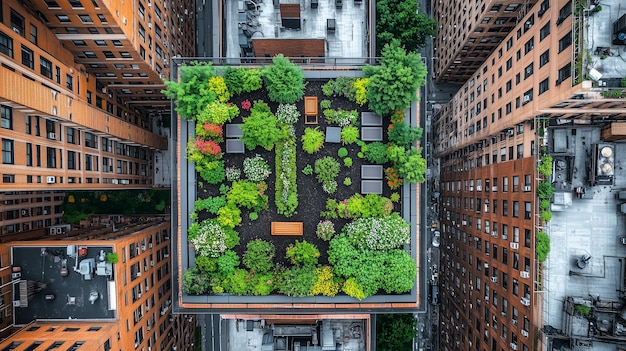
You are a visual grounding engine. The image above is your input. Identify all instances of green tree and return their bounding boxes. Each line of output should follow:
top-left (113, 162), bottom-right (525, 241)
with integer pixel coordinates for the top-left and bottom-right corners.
top-left (162, 62), bottom-right (217, 120)
top-left (536, 231), bottom-right (551, 262)
top-left (365, 40), bottom-right (427, 116)
top-left (262, 55), bottom-right (306, 104)
top-left (376, 314), bottom-right (416, 351)
top-left (376, 0), bottom-right (437, 55)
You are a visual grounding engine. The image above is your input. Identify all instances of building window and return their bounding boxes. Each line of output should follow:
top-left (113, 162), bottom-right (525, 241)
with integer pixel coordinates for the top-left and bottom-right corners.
top-left (2, 174), bottom-right (15, 183)
top-left (87, 91), bottom-right (92, 104)
top-left (517, 143), bottom-right (524, 159)
top-left (84, 132), bottom-right (97, 149)
top-left (21, 45), bottom-right (34, 69)
top-left (69, 0), bottom-right (84, 7)
top-left (539, 78), bottom-right (550, 95)
top-left (539, 50), bottom-right (550, 67)
top-left (0, 31), bottom-right (14, 58)
top-left (46, 147), bottom-right (56, 168)
top-left (540, 22), bottom-right (550, 41)
top-left (36, 145), bottom-right (41, 166)
top-left (55, 66), bottom-right (61, 83)
top-left (558, 2), bottom-right (572, 25)
top-left (26, 143), bottom-right (32, 166)
top-left (506, 80), bottom-right (512, 92)
top-left (2, 139), bottom-right (14, 164)
top-left (506, 58), bottom-right (512, 71)
top-left (78, 14), bottom-right (93, 23)
top-left (524, 37), bottom-right (534, 54)
top-left (40, 57), bottom-right (53, 79)
top-left (524, 63), bottom-right (534, 79)
top-left (558, 32), bottom-right (572, 53)
top-left (29, 24), bottom-right (38, 44)
top-left (68, 150), bottom-right (76, 170)
top-left (66, 74), bottom-right (73, 90)
top-left (1, 105), bottom-right (12, 130)
top-left (10, 10), bottom-right (26, 37)
top-left (505, 102), bottom-right (512, 115)
top-left (523, 89), bottom-right (533, 104)
top-left (558, 63), bottom-right (572, 83)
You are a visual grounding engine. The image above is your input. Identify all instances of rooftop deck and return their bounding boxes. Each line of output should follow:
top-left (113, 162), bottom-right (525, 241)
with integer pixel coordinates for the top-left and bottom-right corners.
top-left (12, 245), bottom-right (116, 324)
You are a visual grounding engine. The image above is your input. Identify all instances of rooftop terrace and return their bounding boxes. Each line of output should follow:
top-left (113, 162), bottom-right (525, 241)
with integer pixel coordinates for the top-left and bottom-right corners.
top-left (12, 245), bottom-right (116, 324)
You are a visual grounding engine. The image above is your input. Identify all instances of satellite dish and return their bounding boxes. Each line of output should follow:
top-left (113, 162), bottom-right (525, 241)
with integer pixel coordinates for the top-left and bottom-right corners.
top-left (618, 32), bottom-right (626, 41)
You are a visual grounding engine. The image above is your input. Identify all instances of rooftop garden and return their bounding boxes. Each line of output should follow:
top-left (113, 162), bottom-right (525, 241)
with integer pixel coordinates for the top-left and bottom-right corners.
top-left (165, 41), bottom-right (427, 300)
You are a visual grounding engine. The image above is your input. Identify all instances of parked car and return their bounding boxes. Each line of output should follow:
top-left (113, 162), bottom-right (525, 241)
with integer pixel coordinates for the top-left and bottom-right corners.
top-left (432, 231), bottom-right (440, 247)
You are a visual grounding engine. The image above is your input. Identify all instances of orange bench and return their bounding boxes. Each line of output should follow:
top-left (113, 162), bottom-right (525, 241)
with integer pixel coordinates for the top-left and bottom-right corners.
top-left (271, 222), bottom-right (303, 236)
top-left (304, 96), bottom-right (318, 124)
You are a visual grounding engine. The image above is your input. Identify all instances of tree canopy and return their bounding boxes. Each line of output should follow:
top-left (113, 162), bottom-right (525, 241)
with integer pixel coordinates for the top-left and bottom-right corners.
top-left (376, 314), bottom-right (416, 351)
top-left (364, 40), bottom-right (427, 117)
top-left (376, 0), bottom-right (436, 55)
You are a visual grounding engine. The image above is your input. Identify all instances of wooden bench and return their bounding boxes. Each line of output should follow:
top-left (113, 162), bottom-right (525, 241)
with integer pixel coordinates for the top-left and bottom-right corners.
top-left (271, 222), bottom-right (303, 236)
top-left (304, 96), bottom-right (318, 124)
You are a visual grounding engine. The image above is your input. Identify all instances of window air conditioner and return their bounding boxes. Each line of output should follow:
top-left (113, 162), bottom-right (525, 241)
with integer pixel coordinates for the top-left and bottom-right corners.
top-left (46, 176), bottom-right (56, 184)
top-left (524, 186), bottom-right (531, 191)
top-left (48, 132), bottom-right (56, 139)
top-left (510, 242), bottom-right (519, 249)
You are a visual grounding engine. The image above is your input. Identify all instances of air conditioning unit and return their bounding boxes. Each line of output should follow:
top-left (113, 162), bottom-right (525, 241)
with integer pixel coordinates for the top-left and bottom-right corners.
top-left (520, 271), bottom-right (530, 279)
top-left (462, 220), bottom-right (467, 226)
top-left (484, 262), bottom-right (489, 268)
top-left (508, 129), bottom-right (515, 136)
top-left (492, 231), bottom-right (498, 237)
top-left (13, 301), bottom-right (20, 307)
top-left (150, 261), bottom-right (154, 266)
top-left (111, 179), bottom-right (119, 184)
top-left (138, 291), bottom-right (142, 297)
top-left (476, 186), bottom-right (482, 191)
top-left (22, 210), bottom-right (28, 216)
top-left (12, 26), bottom-right (20, 34)
top-left (48, 132), bottom-right (56, 139)
top-left (523, 95), bottom-right (531, 104)
top-left (136, 271), bottom-right (142, 277)
top-left (164, 253), bottom-right (169, 258)
top-left (120, 179), bottom-right (130, 184)
top-left (521, 297), bottom-right (530, 306)
top-left (490, 276), bottom-right (498, 283)
top-left (521, 330), bottom-right (529, 337)
top-left (510, 343), bottom-right (518, 351)
top-left (510, 242), bottom-right (519, 249)
top-left (11, 272), bottom-right (21, 279)
top-left (142, 245), bottom-right (146, 251)
top-left (148, 23), bottom-right (152, 29)
top-left (46, 176), bottom-right (56, 184)
top-left (492, 186), bottom-right (497, 191)
top-left (147, 325), bottom-right (151, 331)
top-left (524, 185), bottom-right (531, 191)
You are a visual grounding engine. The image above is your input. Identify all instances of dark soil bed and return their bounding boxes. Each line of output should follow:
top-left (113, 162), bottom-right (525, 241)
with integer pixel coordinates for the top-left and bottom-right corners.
top-left (196, 80), bottom-right (394, 268)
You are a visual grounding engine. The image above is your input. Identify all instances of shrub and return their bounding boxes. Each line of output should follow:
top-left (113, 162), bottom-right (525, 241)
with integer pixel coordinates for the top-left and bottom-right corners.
top-left (385, 167), bottom-right (403, 189)
top-left (315, 157), bottom-right (341, 192)
top-left (334, 193), bottom-right (394, 219)
top-left (216, 250), bottom-right (240, 278)
top-left (311, 266), bottom-right (340, 296)
top-left (105, 252), bottom-right (119, 264)
top-left (162, 62), bottom-right (216, 120)
top-left (188, 219), bottom-right (227, 258)
top-left (197, 101), bottom-right (239, 125)
top-left (379, 250), bottom-right (416, 293)
top-left (182, 267), bottom-right (211, 295)
top-left (536, 231), bottom-right (550, 262)
top-left (302, 164), bottom-right (313, 175)
top-left (275, 139), bottom-right (298, 217)
top-left (198, 160), bottom-right (226, 185)
top-left (242, 68), bottom-right (263, 92)
top-left (302, 127), bottom-right (325, 154)
top-left (342, 278), bottom-right (366, 300)
top-left (321, 199), bottom-right (339, 219)
top-left (320, 99), bottom-right (332, 109)
top-left (195, 256), bottom-right (218, 273)
top-left (262, 54), bottom-right (306, 104)
top-left (226, 180), bottom-right (268, 211)
top-left (217, 204), bottom-right (242, 228)
top-left (223, 226), bottom-right (240, 249)
top-left (325, 109), bottom-right (358, 127)
top-left (344, 177), bottom-right (352, 186)
top-left (286, 240), bottom-right (320, 267)
top-left (219, 184), bottom-right (230, 195)
top-left (540, 210), bottom-right (553, 223)
top-left (539, 199), bottom-right (550, 210)
top-left (243, 239), bottom-right (276, 273)
top-left (537, 181), bottom-right (554, 200)
top-left (249, 212), bottom-right (258, 220)
top-left (390, 192), bottom-right (400, 202)
top-left (322, 81), bottom-right (334, 96)
top-left (353, 78), bottom-right (369, 106)
top-left (277, 266), bottom-right (316, 297)
top-left (225, 167), bottom-right (241, 182)
top-left (344, 157), bottom-right (353, 167)
top-left (316, 220), bottom-right (336, 241)
top-left (276, 104), bottom-right (301, 125)
top-left (574, 304), bottom-right (591, 318)
top-left (248, 273), bottom-right (275, 296)
top-left (388, 123), bottom-right (422, 147)
top-left (195, 122), bottom-right (224, 142)
top-left (364, 40), bottom-right (426, 116)
top-left (195, 196), bottom-right (227, 214)
top-left (537, 155), bottom-right (553, 177)
top-left (187, 137), bottom-right (222, 163)
top-left (224, 66), bottom-right (246, 95)
top-left (364, 142), bottom-right (389, 164)
top-left (241, 101), bottom-right (284, 151)
top-left (208, 76), bottom-right (231, 102)
top-left (338, 147), bottom-right (349, 157)
top-left (322, 180), bottom-right (338, 194)
top-left (341, 126), bottom-right (359, 145)
top-left (343, 213), bottom-right (410, 250)
top-left (243, 155), bottom-right (272, 182)
top-left (241, 99), bottom-right (251, 111)
top-left (223, 268), bottom-right (249, 295)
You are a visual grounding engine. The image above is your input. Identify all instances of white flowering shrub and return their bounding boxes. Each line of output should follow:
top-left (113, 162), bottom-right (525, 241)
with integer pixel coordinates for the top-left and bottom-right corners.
top-left (225, 166), bottom-right (241, 181)
top-left (243, 155), bottom-right (271, 182)
top-left (189, 219), bottom-right (227, 257)
top-left (276, 104), bottom-right (300, 125)
top-left (343, 213), bottom-right (410, 250)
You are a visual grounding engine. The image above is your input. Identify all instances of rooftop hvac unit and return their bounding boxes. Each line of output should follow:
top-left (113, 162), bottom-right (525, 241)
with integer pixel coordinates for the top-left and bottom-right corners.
top-left (46, 176), bottom-right (56, 184)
